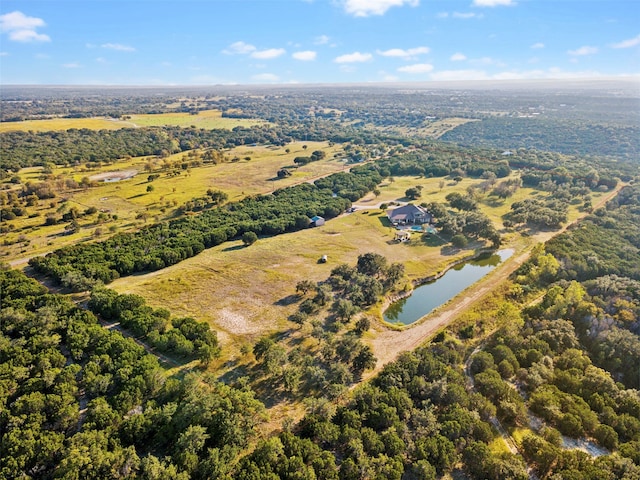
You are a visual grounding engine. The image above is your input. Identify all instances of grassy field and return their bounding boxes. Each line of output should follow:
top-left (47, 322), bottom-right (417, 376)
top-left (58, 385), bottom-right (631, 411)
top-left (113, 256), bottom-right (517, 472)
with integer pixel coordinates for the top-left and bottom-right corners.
top-left (371, 117), bottom-right (478, 139)
top-left (126, 109), bottom-right (265, 129)
top-left (0, 109), bottom-right (264, 132)
top-left (108, 175), bottom-right (546, 355)
top-left (109, 206), bottom-right (469, 355)
top-left (0, 117), bottom-right (128, 133)
top-left (107, 171), bottom-right (604, 362)
top-left (2, 141), bottom-right (345, 262)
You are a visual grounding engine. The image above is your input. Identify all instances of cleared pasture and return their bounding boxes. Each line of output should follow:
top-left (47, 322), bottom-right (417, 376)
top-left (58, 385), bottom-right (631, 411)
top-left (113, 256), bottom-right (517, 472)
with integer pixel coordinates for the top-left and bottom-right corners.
top-left (2, 141), bottom-right (345, 261)
top-left (0, 109), bottom-right (264, 132)
top-left (108, 172), bottom-right (602, 359)
top-left (127, 109), bottom-right (265, 129)
top-left (110, 206), bottom-right (475, 353)
top-left (0, 117), bottom-right (129, 133)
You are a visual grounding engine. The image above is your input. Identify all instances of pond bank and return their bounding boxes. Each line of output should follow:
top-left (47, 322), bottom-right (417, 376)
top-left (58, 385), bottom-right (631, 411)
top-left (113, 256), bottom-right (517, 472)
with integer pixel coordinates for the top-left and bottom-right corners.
top-left (383, 248), bottom-right (514, 326)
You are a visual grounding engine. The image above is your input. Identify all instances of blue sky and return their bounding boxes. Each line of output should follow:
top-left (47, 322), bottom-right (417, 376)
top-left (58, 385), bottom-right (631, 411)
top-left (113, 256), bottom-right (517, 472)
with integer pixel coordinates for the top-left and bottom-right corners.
top-left (1, 0), bottom-right (639, 85)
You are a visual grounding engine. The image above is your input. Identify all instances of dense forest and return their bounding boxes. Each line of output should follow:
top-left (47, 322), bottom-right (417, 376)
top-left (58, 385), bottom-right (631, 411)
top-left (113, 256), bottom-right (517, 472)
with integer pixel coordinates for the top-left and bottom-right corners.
top-left (441, 117), bottom-right (640, 160)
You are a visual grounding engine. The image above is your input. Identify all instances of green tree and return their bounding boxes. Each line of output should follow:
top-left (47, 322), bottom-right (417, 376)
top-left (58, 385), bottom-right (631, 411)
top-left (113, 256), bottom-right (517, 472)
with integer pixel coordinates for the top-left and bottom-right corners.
top-left (242, 231), bottom-right (258, 246)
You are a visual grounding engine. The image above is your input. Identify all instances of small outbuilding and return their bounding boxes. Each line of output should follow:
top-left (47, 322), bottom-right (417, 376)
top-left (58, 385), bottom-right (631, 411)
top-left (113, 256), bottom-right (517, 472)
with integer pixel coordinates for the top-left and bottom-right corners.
top-left (310, 215), bottom-right (325, 227)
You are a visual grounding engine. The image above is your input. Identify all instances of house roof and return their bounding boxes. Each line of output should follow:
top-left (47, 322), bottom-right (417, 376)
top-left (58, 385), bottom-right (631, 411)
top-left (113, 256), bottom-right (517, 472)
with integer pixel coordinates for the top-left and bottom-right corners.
top-left (387, 204), bottom-right (430, 221)
top-left (310, 215), bottom-right (324, 222)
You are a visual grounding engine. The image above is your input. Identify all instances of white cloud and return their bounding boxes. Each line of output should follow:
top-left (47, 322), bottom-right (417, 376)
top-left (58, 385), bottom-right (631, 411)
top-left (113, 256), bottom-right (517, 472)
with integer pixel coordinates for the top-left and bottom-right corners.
top-left (252, 73), bottom-right (279, 82)
top-left (95, 57), bottom-right (108, 64)
top-left (342, 0), bottom-right (419, 17)
top-left (430, 67), bottom-right (608, 82)
top-left (314, 35), bottom-right (330, 45)
top-left (334, 51), bottom-right (372, 63)
top-left (0, 52), bottom-right (9, 56)
top-left (472, 0), bottom-right (515, 6)
top-left (436, 12), bottom-right (449, 18)
top-left (453, 12), bottom-right (481, 19)
top-left (0, 11), bottom-right (50, 42)
top-left (101, 43), bottom-right (135, 52)
top-left (222, 41), bottom-right (256, 55)
top-left (611, 34), bottom-right (640, 49)
top-left (377, 46), bottom-right (430, 58)
top-left (62, 62), bottom-right (81, 68)
top-left (398, 63), bottom-right (433, 74)
top-left (531, 42), bottom-right (545, 49)
top-left (568, 46), bottom-right (598, 56)
top-left (251, 48), bottom-right (286, 59)
top-left (450, 52), bottom-right (467, 61)
top-left (292, 50), bottom-right (317, 61)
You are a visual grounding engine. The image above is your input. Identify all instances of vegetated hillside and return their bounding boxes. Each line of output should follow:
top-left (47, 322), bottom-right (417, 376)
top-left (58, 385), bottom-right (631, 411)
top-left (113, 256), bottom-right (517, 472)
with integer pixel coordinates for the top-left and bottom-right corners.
top-left (229, 186), bottom-right (640, 480)
top-left (0, 268), bottom-right (266, 479)
top-left (441, 117), bottom-right (640, 160)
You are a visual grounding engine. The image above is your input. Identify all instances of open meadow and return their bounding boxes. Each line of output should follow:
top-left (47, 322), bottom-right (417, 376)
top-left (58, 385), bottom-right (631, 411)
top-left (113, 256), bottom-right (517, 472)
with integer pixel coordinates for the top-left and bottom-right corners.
top-left (0, 109), bottom-right (264, 132)
top-left (2, 141), bottom-right (345, 262)
top-left (126, 109), bottom-right (266, 129)
top-left (109, 171), bottom-right (601, 361)
top-left (0, 117), bottom-right (129, 133)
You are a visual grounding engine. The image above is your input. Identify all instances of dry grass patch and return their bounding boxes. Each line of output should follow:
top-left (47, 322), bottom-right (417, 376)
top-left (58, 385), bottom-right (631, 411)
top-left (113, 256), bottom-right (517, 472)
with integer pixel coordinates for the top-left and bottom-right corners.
top-left (127, 109), bottom-right (265, 129)
top-left (3, 142), bottom-right (344, 262)
top-left (0, 117), bottom-right (129, 133)
top-left (110, 210), bottom-right (477, 352)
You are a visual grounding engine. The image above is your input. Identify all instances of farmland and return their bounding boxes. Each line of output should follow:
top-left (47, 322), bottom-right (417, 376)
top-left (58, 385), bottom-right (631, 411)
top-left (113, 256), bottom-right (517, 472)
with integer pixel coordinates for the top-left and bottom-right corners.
top-left (126, 109), bottom-right (266, 129)
top-left (0, 109), bottom-right (264, 132)
top-left (1, 141), bottom-right (345, 261)
top-left (2, 83), bottom-right (639, 480)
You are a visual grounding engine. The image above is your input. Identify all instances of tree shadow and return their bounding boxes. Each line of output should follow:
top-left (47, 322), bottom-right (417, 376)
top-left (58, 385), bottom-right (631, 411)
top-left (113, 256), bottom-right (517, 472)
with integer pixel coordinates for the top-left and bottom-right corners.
top-left (274, 294), bottom-right (300, 306)
top-left (414, 234), bottom-right (448, 248)
top-left (222, 244), bottom-right (245, 252)
top-left (483, 197), bottom-right (506, 208)
top-left (440, 245), bottom-right (461, 256)
top-left (378, 217), bottom-right (392, 228)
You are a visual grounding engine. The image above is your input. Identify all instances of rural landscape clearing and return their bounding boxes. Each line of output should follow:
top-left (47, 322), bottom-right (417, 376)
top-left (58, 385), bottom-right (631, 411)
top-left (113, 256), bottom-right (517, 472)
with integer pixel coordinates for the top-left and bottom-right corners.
top-left (1, 0), bottom-right (639, 478)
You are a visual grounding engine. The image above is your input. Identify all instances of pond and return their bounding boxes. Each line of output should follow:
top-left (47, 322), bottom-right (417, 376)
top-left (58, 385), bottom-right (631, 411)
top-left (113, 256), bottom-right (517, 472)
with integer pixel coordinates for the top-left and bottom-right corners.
top-left (384, 249), bottom-right (514, 325)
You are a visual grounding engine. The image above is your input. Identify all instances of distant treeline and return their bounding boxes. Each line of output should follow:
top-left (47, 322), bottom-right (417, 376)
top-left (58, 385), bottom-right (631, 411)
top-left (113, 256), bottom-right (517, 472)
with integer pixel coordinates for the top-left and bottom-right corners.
top-left (0, 122), bottom-right (388, 171)
top-left (1, 125), bottom-right (285, 170)
top-left (442, 117), bottom-right (640, 161)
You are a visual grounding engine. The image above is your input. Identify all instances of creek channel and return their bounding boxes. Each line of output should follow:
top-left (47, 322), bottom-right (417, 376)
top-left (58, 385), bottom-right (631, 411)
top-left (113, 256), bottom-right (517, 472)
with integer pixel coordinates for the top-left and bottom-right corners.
top-left (384, 249), bottom-right (514, 326)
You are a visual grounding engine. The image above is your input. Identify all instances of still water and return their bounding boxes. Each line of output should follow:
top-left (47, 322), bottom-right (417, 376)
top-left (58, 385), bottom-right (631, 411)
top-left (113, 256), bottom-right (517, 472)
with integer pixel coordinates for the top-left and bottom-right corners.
top-left (384, 249), bottom-right (513, 325)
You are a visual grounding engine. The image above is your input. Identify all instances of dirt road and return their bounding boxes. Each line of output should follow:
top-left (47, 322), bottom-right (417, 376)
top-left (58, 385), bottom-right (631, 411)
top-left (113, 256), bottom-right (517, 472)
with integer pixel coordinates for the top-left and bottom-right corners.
top-left (364, 183), bottom-right (625, 377)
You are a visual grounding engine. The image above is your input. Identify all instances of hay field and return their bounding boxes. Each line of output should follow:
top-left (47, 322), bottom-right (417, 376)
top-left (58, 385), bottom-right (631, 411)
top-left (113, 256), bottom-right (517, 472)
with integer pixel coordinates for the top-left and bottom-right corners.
top-left (0, 117), bottom-right (130, 133)
top-left (0, 109), bottom-right (263, 133)
top-left (127, 109), bottom-right (265, 129)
